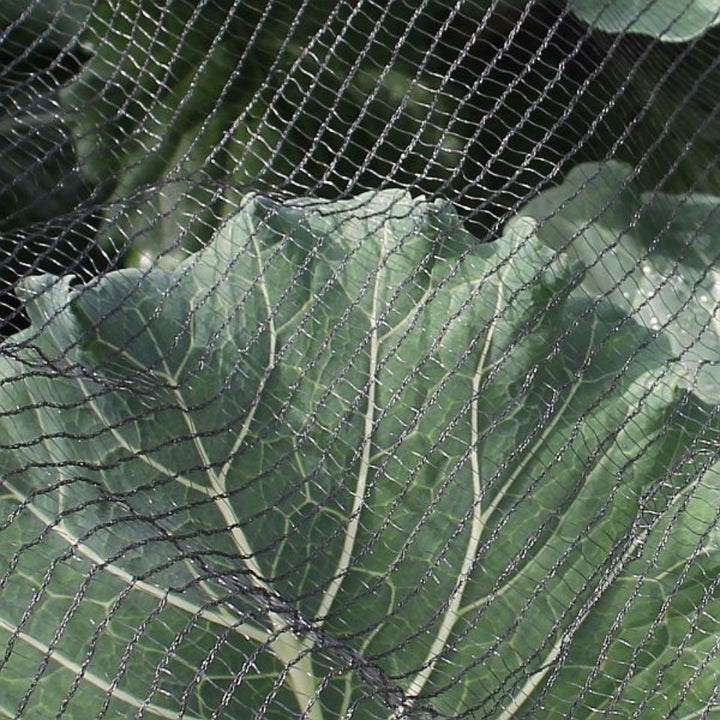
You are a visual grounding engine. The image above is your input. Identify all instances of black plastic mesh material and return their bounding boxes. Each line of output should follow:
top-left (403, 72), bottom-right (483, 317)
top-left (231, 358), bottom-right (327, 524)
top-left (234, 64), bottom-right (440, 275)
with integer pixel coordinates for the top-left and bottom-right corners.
top-left (2, 1), bottom-right (720, 718)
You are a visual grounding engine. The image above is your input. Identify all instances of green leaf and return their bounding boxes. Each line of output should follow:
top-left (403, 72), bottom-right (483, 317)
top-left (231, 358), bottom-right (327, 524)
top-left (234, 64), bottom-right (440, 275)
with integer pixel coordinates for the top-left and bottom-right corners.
top-left (570, 0), bottom-right (720, 42)
top-left (55, 0), bottom-right (579, 266)
top-left (525, 416), bottom-right (720, 718)
top-left (0, 0), bottom-right (93, 233)
top-left (519, 160), bottom-right (720, 405)
top-left (1, 190), bottom-right (719, 717)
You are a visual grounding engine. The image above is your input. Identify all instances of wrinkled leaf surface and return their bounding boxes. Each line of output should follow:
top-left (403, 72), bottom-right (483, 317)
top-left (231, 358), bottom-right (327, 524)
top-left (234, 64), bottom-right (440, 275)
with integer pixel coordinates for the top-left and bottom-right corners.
top-left (1, 191), bottom-right (719, 718)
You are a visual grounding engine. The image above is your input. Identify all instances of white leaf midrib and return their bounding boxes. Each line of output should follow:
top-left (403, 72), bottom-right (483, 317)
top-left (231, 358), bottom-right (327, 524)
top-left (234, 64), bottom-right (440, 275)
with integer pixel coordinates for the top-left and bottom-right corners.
top-left (0, 615), bottom-right (203, 720)
top-left (31, 235), bottom-right (324, 718)
top-left (168, 232), bottom-right (323, 719)
top-left (3, 479), bottom-right (267, 641)
top-left (315, 231), bottom-right (387, 624)
top-left (494, 377), bottom-right (672, 719)
top-left (397, 250), bottom-right (508, 711)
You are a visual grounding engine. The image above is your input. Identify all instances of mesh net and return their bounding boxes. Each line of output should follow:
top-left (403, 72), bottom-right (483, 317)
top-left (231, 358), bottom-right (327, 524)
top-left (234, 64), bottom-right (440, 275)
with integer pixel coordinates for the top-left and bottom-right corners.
top-left (2, 1), bottom-right (720, 718)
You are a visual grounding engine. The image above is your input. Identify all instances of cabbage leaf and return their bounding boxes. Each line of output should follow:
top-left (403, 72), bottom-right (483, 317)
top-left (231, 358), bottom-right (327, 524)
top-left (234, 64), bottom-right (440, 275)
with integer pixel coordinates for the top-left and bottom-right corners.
top-left (1, 190), bottom-right (719, 718)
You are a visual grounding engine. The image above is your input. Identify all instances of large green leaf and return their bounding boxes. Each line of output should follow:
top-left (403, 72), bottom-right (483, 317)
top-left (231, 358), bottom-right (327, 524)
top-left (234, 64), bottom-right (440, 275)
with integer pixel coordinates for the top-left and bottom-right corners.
top-left (1, 191), bottom-right (719, 717)
top-left (570, 0), bottom-right (720, 42)
top-left (520, 160), bottom-right (720, 405)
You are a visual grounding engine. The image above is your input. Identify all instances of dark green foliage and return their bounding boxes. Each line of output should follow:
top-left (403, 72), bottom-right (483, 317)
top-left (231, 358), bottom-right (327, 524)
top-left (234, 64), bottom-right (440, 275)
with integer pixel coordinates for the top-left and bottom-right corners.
top-left (2, 0), bottom-right (718, 283)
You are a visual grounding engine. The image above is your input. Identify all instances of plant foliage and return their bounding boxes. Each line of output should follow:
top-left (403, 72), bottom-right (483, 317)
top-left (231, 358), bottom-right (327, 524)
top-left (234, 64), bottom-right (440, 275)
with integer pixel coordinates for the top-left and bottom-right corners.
top-left (2, 191), bottom-right (719, 718)
top-left (2, 0), bottom-right (720, 717)
top-left (570, 0), bottom-right (720, 42)
top-left (522, 160), bottom-right (720, 405)
top-left (3, 0), bottom-right (718, 287)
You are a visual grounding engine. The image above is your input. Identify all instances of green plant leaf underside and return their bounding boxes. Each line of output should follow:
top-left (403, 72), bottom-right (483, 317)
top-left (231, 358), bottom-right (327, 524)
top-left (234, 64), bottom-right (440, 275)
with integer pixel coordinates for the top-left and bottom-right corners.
top-left (1, 190), bottom-right (719, 718)
top-left (570, 0), bottom-right (720, 42)
top-left (521, 160), bottom-right (720, 406)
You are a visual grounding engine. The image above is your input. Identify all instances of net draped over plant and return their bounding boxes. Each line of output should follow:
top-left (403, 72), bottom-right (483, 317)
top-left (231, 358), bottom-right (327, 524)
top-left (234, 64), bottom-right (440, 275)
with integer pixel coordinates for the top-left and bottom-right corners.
top-left (1, 1), bottom-right (720, 718)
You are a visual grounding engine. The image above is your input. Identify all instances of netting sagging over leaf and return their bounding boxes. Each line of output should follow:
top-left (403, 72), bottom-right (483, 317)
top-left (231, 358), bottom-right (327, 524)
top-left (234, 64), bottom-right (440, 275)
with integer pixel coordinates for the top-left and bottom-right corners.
top-left (1, 0), bottom-right (720, 718)
top-left (2, 191), bottom-right (720, 718)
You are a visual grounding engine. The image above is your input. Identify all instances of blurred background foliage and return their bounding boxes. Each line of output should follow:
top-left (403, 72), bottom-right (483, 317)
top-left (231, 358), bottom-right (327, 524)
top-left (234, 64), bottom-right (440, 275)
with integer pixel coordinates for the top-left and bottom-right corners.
top-left (1, 0), bottom-right (719, 332)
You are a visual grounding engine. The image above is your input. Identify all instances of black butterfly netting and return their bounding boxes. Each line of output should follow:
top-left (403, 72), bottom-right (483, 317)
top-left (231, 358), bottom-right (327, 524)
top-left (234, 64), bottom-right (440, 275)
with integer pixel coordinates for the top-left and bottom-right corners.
top-left (2, 1), bottom-right (720, 718)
